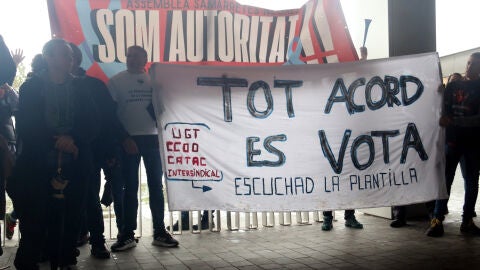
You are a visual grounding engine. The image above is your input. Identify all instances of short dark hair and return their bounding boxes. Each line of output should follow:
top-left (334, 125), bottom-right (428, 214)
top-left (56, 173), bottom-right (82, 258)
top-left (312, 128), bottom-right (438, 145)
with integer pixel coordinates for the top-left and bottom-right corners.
top-left (471, 52), bottom-right (480, 59)
top-left (31, 53), bottom-right (46, 74)
top-left (42, 38), bottom-right (70, 57)
top-left (447, 72), bottom-right (462, 84)
top-left (128, 45), bottom-right (148, 58)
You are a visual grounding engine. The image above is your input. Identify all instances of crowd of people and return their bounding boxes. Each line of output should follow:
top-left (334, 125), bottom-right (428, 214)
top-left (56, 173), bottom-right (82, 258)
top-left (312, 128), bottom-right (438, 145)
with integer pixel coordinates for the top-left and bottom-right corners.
top-left (1, 35), bottom-right (480, 270)
top-left (0, 37), bottom-right (178, 270)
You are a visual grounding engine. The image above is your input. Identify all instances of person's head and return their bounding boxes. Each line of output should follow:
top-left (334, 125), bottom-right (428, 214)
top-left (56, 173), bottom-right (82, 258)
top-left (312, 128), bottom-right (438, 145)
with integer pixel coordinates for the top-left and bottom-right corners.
top-left (465, 52), bottom-right (480, 80)
top-left (69, 42), bottom-right (82, 69)
top-left (31, 53), bottom-right (46, 73)
top-left (126, 45), bottom-right (148, 73)
top-left (447, 72), bottom-right (463, 84)
top-left (42, 38), bottom-right (73, 77)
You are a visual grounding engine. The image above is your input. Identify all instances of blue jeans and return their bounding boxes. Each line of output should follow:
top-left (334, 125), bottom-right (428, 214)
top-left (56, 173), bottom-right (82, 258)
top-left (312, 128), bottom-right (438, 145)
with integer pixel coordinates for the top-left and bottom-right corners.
top-left (112, 135), bottom-right (165, 238)
top-left (434, 143), bottom-right (480, 222)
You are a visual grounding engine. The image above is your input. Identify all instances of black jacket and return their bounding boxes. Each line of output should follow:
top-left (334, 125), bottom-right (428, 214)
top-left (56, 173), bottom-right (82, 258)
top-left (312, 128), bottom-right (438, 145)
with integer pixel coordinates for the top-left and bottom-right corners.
top-left (444, 79), bottom-right (480, 145)
top-left (15, 74), bottom-right (99, 165)
top-left (76, 68), bottom-right (129, 160)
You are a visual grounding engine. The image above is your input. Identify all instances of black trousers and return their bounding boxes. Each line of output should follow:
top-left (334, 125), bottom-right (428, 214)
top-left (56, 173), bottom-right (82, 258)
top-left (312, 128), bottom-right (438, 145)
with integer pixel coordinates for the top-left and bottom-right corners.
top-left (13, 152), bottom-right (89, 269)
top-left (79, 150), bottom-right (112, 246)
top-left (14, 174), bottom-right (87, 269)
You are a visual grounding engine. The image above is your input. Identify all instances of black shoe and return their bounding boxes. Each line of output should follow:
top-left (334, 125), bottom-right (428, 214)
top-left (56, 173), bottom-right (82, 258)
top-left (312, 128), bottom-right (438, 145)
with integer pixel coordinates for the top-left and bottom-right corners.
top-left (460, 219), bottom-right (480, 236)
top-left (191, 218), bottom-right (214, 230)
top-left (111, 237), bottom-right (137, 252)
top-left (425, 218), bottom-right (444, 237)
top-left (91, 244), bottom-right (111, 259)
top-left (116, 233), bottom-right (138, 243)
top-left (390, 219), bottom-right (407, 228)
top-left (152, 230), bottom-right (179, 247)
top-left (322, 216), bottom-right (333, 231)
top-left (59, 253), bottom-right (78, 269)
top-left (345, 216), bottom-right (363, 229)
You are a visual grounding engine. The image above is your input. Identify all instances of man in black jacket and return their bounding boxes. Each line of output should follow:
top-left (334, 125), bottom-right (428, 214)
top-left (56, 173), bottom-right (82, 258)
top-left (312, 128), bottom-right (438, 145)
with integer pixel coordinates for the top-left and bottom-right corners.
top-left (426, 52), bottom-right (480, 237)
top-left (7, 38), bottom-right (99, 269)
top-left (70, 43), bottom-right (129, 259)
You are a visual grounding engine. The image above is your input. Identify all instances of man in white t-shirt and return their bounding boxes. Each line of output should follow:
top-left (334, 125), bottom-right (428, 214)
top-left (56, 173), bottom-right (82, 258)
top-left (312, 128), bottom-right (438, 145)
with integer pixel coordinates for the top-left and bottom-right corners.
top-left (107, 45), bottom-right (178, 251)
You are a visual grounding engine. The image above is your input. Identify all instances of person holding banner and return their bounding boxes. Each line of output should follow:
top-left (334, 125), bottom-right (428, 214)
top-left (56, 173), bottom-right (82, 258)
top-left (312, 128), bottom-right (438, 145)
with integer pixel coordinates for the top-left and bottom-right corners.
top-left (426, 52), bottom-right (480, 237)
top-left (322, 45), bottom-right (368, 231)
top-left (108, 45), bottom-right (178, 251)
top-left (390, 72), bottom-right (465, 228)
top-left (321, 210), bottom-right (363, 231)
top-left (322, 46), bottom-right (368, 231)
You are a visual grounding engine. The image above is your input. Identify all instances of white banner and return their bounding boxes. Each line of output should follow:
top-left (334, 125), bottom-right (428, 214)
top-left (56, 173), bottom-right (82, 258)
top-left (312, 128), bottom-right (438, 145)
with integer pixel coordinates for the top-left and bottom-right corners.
top-left (151, 52), bottom-right (448, 211)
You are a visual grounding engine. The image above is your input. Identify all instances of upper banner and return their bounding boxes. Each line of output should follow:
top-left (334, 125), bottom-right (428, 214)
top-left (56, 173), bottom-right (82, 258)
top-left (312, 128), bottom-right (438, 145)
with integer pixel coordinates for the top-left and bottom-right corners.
top-left (151, 53), bottom-right (447, 211)
top-left (47, 0), bottom-right (358, 81)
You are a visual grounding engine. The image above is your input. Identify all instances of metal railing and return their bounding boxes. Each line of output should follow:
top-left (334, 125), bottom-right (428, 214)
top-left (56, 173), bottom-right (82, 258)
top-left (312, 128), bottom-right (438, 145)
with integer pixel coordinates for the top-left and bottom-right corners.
top-left (2, 161), bottom-right (336, 246)
top-left (163, 210), bottom-right (332, 234)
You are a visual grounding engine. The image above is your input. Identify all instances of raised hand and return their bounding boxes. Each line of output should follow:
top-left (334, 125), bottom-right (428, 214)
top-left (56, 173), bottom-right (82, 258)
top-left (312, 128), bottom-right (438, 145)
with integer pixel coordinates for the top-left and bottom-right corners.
top-left (11, 49), bottom-right (25, 67)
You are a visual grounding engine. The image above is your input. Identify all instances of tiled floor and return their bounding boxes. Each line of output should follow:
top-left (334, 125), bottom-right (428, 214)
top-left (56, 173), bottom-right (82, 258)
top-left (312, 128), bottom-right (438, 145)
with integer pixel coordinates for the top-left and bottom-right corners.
top-left (1, 171), bottom-right (480, 270)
